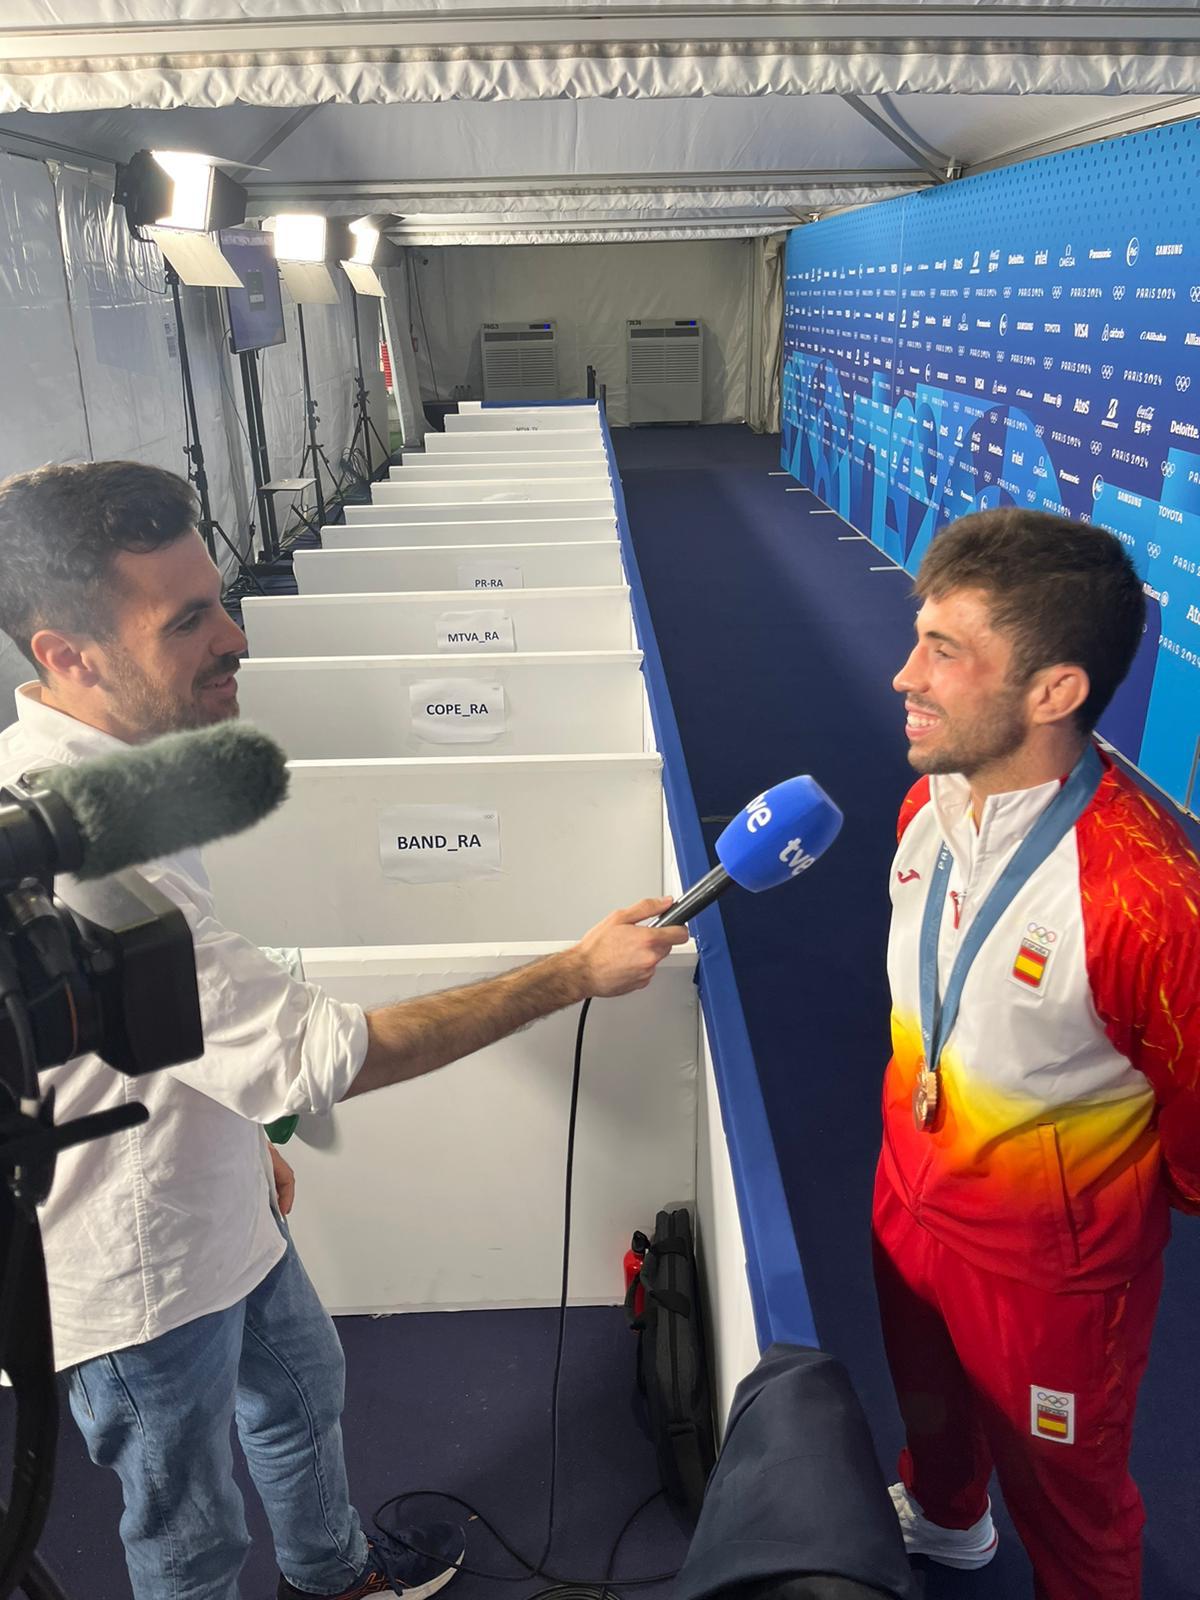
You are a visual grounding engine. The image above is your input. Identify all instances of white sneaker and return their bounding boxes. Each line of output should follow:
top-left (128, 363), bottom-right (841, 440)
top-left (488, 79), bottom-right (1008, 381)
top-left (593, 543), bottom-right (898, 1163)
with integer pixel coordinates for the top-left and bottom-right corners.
top-left (888, 1482), bottom-right (999, 1570)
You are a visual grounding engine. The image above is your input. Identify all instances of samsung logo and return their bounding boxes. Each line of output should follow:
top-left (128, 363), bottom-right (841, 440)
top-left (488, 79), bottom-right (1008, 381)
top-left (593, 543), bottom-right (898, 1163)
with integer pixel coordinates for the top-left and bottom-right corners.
top-left (1017, 320), bottom-right (1035, 332)
top-left (1117, 490), bottom-right (1144, 509)
top-left (1156, 243), bottom-right (1183, 256)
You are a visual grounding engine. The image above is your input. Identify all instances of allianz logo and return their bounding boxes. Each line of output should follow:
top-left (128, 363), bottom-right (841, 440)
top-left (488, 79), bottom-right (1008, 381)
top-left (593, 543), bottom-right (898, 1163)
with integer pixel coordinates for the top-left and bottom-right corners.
top-left (1143, 582), bottom-right (1171, 602)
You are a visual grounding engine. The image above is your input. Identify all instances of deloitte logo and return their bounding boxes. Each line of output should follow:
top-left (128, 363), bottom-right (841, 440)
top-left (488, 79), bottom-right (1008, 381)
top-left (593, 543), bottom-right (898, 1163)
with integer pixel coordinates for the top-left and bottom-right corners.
top-left (1092, 474), bottom-right (1104, 500)
top-left (1126, 237), bottom-right (1141, 267)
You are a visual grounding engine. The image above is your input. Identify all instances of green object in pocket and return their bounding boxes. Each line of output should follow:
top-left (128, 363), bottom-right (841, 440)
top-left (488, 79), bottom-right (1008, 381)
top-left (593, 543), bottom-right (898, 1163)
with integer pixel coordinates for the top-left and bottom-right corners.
top-left (266, 1115), bottom-right (299, 1145)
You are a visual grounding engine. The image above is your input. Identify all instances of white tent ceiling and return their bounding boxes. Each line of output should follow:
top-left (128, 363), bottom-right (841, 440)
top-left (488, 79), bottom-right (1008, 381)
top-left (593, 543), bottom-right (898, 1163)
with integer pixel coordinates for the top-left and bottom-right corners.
top-left (2, 4), bottom-right (1200, 244)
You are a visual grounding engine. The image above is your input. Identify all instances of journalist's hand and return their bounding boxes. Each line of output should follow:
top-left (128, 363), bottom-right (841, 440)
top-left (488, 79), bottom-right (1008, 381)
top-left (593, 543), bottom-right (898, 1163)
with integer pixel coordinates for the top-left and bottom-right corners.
top-left (270, 1144), bottom-right (296, 1216)
top-left (570, 897), bottom-right (690, 997)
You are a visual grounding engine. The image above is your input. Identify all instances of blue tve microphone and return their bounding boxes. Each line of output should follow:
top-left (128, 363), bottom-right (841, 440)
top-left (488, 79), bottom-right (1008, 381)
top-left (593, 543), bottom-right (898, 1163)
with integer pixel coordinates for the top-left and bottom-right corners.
top-left (651, 776), bottom-right (843, 928)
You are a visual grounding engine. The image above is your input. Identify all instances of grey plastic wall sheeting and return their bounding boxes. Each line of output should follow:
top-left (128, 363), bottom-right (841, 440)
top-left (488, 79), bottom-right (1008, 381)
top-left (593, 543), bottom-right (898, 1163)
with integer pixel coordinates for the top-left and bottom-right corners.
top-left (408, 239), bottom-right (751, 426)
top-left (0, 153), bottom-right (90, 479)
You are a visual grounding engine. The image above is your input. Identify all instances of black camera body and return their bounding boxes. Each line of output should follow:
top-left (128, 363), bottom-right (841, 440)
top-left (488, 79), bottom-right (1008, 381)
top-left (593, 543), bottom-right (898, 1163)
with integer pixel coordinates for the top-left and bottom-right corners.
top-left (0, 869), bottom-right (203, 1088)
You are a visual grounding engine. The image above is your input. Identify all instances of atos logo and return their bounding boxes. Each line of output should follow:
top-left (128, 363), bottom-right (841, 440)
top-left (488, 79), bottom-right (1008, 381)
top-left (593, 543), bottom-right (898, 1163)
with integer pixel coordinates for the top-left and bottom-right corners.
top-left (1126, 237), bottom-right (1141, 267)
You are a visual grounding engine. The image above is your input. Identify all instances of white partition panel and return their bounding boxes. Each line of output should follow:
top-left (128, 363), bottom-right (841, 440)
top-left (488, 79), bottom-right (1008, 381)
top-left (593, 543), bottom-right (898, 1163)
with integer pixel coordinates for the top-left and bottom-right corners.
top-left (238, 651), bottom-right (646, 759)
top-left (286, 945), bottom-right (698, 1313)
top-left (426, 430), bottom-right (604, 454)
top-left (293, 542), bottom-right (623, 595)
top-left (344, 499), bottom-right (613, 525)
top-left (445, 411), bottom-right (600, 434)
top-left (204, 753), bottom-right (663, 946)
top-left (372, 479), bottom-right (610, 506)
top-left (404, 448), bottom-right (606, 468)
top-left (243, 587), bottom-right (635, 657)
top-left (390, 461), bottom-right (610, 484)
top-left (322, 516), bottom-right (617, 549)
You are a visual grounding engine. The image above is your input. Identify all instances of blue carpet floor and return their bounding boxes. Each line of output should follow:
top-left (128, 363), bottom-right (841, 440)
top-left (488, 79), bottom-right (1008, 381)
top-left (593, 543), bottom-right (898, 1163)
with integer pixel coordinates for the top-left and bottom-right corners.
top-left (614, 422), bottom-right (1200, 1600)
top-left (5, 1306), bottom-right (690, 1598)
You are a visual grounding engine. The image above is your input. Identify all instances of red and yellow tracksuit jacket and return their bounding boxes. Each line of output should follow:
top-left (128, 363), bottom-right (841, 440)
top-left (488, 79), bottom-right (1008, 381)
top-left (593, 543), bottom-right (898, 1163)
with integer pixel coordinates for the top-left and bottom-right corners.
top-left (881, 749), bottom-right (1200, 1292)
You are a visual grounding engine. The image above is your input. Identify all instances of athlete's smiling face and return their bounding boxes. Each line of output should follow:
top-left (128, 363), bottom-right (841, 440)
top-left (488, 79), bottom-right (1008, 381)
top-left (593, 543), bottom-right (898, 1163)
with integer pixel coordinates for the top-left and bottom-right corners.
top-left (892, 586), bottom-right (1032, 779)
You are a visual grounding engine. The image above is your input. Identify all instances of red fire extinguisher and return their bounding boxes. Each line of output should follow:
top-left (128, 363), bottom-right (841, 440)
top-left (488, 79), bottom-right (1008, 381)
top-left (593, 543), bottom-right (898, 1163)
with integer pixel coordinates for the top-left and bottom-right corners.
top-left (623, 1230), bottom-right (649, 1323)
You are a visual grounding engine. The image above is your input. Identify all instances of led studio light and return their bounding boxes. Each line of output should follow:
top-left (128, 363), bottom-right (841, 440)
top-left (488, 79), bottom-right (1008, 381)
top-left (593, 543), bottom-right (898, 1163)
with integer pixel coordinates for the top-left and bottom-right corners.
top-left (269, 214), bottom-right (350, 304)
top-left (340, 216), bottom-right (402, 298)
top-left (115, 149), bottom-right (247, 234)
top-left (273, 213), bottom-right (329, 264)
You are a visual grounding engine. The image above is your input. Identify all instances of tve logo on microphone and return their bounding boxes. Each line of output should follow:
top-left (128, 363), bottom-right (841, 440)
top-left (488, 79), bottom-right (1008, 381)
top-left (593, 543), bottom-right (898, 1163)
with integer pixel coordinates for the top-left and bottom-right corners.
top-left (718, 776), bottom-right (843, 892)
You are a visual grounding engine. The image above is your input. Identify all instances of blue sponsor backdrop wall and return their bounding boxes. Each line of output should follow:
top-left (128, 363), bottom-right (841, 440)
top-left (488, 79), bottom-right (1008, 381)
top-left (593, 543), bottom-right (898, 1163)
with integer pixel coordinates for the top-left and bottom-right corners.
top-left (781, 119), bottom-right (1200, 812)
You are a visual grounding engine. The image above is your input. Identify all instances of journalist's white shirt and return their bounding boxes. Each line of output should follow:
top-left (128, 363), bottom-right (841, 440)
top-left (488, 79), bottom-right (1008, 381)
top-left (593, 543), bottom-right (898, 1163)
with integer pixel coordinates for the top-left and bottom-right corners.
top-left (0, 686), bottom-right (369, 1370)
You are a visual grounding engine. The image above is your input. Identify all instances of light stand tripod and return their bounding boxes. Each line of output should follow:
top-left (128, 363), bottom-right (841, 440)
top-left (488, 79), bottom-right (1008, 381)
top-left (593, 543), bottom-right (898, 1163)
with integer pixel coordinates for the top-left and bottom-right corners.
top-left (295, 303), bottom-right (335, 530)
top-left (338, 300), bottom-right (391, 496)
top-left (165, 266), bottom-right (265, 595)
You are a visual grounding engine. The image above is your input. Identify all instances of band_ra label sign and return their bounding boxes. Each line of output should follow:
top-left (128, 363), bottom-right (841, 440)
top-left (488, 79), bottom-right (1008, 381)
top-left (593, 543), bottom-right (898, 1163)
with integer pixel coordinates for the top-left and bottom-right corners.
top-left (456, 560), bottom-right (524, 591)
top-left (409, 679), bottom-right (506, 744)
top-left (436, 610), bottom-right (516, 651)
top-left (378, 805), bottom-right (502, 882)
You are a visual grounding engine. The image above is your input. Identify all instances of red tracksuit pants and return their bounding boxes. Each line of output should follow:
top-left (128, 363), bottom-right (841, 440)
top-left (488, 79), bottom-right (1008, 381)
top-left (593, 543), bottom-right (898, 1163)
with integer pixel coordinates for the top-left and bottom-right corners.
top-left (872, 1172), bottom-right (1162, 1600)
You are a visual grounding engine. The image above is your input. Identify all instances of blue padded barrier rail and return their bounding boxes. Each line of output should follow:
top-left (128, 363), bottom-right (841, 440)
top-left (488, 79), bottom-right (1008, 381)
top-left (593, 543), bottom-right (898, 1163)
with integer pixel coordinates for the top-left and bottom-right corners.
top-left (597, 403), bottom-right (818, 1351)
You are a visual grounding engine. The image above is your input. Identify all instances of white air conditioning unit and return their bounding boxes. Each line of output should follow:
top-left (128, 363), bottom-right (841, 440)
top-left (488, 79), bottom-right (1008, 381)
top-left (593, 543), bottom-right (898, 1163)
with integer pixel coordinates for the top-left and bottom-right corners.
top-left (626, 319), bottom-right (703, 424)
top-left (481, 321), bottom-right (559, 403)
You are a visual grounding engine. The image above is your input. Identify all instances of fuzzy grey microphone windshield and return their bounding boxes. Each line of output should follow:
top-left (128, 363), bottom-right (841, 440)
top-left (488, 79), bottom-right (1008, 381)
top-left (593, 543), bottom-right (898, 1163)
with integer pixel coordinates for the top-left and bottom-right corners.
top-left (10, 723), bottom-right (289, 883)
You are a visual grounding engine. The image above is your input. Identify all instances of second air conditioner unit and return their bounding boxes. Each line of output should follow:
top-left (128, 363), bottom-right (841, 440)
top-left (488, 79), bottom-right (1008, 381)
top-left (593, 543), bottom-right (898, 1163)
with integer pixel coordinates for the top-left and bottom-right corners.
top-left (626, 319), bottom-right (703, 424)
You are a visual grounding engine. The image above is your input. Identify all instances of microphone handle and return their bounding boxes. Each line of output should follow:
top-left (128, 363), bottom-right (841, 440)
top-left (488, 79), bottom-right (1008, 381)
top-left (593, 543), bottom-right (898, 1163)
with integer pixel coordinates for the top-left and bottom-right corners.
top-left (649, 863), bottom-right (732, 928)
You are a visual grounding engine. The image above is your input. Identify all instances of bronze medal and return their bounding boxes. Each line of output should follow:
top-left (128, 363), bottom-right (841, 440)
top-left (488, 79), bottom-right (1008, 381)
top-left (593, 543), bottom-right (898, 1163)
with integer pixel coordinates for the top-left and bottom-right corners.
top-left (912, 1068), bottom-right (939, 1132)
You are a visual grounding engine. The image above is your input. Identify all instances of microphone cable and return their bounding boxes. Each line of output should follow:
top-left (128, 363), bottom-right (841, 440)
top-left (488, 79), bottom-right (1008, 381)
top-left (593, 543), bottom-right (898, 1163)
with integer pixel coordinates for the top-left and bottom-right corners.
top-left (372, 996), bottom-right (685, 1600)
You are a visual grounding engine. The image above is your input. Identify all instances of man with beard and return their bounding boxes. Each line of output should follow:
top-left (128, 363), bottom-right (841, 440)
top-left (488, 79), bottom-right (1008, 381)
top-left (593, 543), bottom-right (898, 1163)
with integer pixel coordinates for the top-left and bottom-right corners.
top-left (0, 460), bottom-right (687, 1600)
top-left (877, 507), bottom-right (1200, 1600)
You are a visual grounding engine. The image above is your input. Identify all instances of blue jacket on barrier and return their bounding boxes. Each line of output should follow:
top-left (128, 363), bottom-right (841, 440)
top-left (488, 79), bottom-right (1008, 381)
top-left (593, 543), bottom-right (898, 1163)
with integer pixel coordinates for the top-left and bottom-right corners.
top-left (674, 1344), bottom-right (917, 1600)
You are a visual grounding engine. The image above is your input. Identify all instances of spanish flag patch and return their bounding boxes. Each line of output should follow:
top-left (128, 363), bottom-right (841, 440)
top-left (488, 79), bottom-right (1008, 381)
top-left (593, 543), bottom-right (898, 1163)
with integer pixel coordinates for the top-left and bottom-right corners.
top-left (1012, 940), bottom-right (1050, 989)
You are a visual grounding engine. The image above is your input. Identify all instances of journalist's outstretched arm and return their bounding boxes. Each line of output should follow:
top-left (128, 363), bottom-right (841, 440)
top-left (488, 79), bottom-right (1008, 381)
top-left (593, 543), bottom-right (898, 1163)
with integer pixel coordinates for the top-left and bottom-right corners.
top-left (348, 897), bottom-right (686, 1098)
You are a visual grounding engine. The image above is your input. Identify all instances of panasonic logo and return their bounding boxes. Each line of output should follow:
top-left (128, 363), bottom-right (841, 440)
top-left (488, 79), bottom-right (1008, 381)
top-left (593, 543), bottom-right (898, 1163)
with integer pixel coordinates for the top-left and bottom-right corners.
top-left (1061, 471), bottom-right (1081, 485)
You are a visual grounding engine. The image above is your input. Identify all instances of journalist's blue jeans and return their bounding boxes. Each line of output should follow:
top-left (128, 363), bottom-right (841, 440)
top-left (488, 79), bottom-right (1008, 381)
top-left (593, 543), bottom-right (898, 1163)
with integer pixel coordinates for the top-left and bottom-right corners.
top-left (67, 1229), bottom-right (369, 1599)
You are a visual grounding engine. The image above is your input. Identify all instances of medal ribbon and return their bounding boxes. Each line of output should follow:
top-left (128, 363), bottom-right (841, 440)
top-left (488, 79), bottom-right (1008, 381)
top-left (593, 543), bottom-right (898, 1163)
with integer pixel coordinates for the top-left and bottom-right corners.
top-left (918, 744), bottom-right (1103, 1087)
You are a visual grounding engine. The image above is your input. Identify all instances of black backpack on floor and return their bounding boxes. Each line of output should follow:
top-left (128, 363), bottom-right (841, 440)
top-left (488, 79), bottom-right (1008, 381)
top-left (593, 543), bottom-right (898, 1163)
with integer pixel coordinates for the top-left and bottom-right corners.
top-left (626, 1208), bottom-right (717, 1519)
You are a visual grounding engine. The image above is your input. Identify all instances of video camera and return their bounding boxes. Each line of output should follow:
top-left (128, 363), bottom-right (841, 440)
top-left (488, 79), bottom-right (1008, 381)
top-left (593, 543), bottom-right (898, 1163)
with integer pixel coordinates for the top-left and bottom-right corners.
top-left (0, 722), bottom-right (288, 1600)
